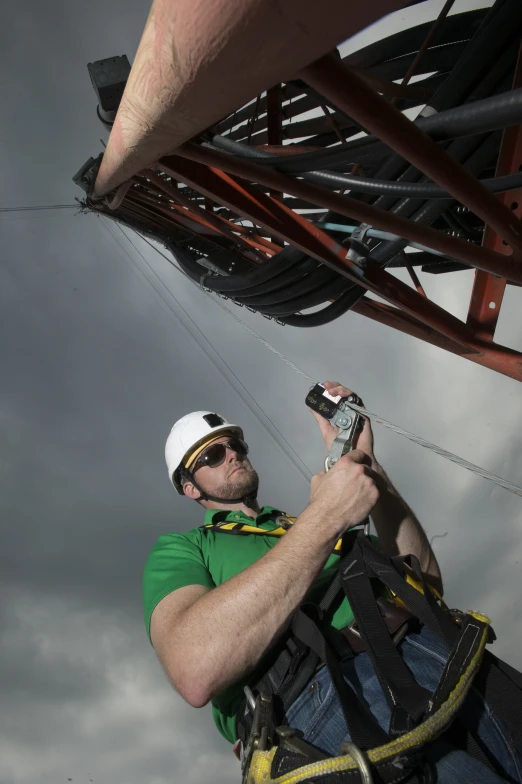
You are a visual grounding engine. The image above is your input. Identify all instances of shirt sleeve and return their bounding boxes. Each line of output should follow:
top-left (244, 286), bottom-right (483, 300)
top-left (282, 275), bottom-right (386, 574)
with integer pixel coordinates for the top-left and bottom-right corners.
top-left (142, 530), bottom-right (215, 644)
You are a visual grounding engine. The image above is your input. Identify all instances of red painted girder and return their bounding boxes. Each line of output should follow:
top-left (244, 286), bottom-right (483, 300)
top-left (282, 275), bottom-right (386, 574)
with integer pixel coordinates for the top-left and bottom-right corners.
top-left (177, 141), bottom-right (522, 284)
top-left (467, 46), bottom-right (522, 341)
top-left (355, 299), bottom-right (522, 382)
top-left (159, 153), bottom-right (483, 350)
top-left (300, 54), bottom-right (522, 257)
top-left (136, 171), bottom-right (271, 260)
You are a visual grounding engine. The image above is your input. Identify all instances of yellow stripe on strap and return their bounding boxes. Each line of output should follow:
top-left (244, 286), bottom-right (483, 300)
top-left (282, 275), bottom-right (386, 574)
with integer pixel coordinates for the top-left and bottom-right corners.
top-left (204, 520), bottom-right (343, 551)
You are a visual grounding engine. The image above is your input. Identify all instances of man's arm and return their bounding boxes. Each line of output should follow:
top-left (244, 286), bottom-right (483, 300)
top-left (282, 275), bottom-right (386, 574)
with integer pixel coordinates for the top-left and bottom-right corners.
top-left (370, 461), bottom-right (442, 594)
top-left (312, 381), bottom-right (442, 594)
top-left (150, 451), bottom-right (379, 709)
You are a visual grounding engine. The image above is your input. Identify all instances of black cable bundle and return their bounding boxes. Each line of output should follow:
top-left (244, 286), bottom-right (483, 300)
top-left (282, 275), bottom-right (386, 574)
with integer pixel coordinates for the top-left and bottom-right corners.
top-left (175, 0), bottom-right (522, 326)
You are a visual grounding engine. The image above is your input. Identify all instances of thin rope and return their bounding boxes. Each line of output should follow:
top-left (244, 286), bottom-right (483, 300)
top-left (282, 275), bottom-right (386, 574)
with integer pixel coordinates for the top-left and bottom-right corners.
top-left (137, 236), bottom-right (314, 381)
top-left (131, 234), bottom-right (522, 499)
top-left (105, 223), bottom-right (313, 485)
top-left (346, 402), bottom-right (522, 498)
top-left (208, 297), bottom-right (315, 382)
top-left (0, 204), bottom-right (78, 213)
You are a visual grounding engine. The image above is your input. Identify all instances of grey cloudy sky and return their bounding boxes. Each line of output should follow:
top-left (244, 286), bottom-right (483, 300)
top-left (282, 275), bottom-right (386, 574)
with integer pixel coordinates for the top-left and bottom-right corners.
top-left (1, 1), bottom-right (521, 783)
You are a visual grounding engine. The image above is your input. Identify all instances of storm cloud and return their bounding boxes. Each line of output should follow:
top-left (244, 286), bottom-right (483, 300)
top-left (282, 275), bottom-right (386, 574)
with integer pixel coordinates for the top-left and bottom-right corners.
top-left (2, 1), bottom-right (520, 783)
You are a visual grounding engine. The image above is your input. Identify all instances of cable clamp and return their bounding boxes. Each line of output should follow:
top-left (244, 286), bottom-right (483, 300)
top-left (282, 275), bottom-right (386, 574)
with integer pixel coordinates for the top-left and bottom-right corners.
top-left (351, 223), bottom-right (372, 245)
top-left (344, 237), bottom-right (370, 269)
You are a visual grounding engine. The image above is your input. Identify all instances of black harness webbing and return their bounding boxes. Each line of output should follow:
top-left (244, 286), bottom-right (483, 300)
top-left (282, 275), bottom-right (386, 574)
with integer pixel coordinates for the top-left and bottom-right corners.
top-left (339, 536), bottom-right (430, 733)
top-left (203, 516), bottom-right (522, 783)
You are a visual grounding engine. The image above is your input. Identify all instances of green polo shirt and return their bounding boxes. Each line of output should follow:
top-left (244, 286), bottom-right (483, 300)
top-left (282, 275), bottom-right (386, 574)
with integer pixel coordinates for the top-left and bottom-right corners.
top-left (142, 506), bottom-right (360, 744)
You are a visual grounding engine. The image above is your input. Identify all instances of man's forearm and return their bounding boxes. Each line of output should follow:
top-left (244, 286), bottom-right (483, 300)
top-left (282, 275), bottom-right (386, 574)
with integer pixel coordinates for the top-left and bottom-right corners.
top-left (371, 460), bottom-right (442, 593)
top-left (168, 505), bottom-right (341, 707)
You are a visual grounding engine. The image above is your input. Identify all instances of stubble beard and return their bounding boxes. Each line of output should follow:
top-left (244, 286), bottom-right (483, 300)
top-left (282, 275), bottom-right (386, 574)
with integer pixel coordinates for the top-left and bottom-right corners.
top-left (217, 463), bottom-right (259, 500)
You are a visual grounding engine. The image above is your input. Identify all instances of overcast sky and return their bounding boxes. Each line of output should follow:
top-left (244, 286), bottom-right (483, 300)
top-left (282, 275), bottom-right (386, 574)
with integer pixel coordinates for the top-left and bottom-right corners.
top-left (2, 1), bottom-right (521, 783)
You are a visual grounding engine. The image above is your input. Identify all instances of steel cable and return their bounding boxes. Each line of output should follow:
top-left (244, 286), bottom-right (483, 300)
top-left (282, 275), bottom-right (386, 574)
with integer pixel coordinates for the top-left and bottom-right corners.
top-left (139, 232), bottom-right (522, 499)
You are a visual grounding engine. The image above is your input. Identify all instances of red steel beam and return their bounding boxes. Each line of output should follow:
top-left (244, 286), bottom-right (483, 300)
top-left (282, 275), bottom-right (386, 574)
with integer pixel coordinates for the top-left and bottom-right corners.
top-left (118, 203), bottom-right (174, 234)
top-left (254, 144), bottom-right (323, 156)
top-left (299, 54), bottom-right (522, 256)
top-left (100, 196), bottom-right (522, 380)
top-left (96, 198), bottom-right (204, 240)
top-left (351, 68), bottom-right (434, 102)
top-left (126, 191), bottom-right (226, 238)
top-left (354, 299), bottom-right (522, 382)
top-left (127, 187), bottom-right (263, 263)
top-left (177, 141), bottom-right (522, 284)
top-left (158, 153), bottom-right (487, 349)
top-left (122, 192), bottom-right (249, 257)
top-left (467, 45), bottom-right (522, 341)
top-left (158, 154), bottom-right (522, 382)
top-left (136, 171), bottom-right (272, 260)
top-left (92, 0), bottom-right (407, 198)
top-left (401, 252), bottom-right (427, 298)
top-left (394, 0), bottom-right (455, 95)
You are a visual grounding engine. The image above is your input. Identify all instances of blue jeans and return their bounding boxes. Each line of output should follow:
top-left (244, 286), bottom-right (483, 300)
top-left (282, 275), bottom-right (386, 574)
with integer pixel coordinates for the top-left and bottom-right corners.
top-left (285, 625), bottom-right (522, 783)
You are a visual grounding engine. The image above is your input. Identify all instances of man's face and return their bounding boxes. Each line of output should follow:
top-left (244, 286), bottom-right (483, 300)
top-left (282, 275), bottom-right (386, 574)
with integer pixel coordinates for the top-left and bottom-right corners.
top-left (185, 434), bottom-right (259, 501)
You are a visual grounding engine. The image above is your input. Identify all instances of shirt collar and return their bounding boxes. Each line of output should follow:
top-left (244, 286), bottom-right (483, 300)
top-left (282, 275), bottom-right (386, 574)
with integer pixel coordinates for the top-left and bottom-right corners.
top-left (203, 505), bottom-right (283, 529)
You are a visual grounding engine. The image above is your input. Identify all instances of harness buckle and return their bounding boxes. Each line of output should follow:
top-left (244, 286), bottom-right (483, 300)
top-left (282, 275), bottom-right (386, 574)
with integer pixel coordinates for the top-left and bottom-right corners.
top-left (276, 725), bottom-right (329, 761)
top-left (241, 689), bottom-right (275, 782)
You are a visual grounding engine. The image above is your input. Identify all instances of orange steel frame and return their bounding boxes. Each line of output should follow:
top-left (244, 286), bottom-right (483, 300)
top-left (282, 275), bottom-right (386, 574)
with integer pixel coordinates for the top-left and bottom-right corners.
top-left (86, 4), bottom-right (522, 383)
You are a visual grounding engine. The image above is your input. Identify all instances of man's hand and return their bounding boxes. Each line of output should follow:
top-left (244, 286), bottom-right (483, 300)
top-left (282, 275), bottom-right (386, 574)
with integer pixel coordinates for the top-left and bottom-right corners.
top-left (309, 450), bottom-right (380, 535)
top-left (310, 380), bottom-right (375, 461)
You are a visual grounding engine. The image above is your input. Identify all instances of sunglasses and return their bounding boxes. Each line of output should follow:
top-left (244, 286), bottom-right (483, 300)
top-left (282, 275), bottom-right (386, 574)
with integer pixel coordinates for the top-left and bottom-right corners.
top-left (192, 437), bottom-right (249, 472)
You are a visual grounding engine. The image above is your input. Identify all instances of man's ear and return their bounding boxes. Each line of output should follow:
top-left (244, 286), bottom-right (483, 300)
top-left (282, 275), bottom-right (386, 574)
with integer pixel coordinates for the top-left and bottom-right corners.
top-left (182, 480), bottom-right (201, 501)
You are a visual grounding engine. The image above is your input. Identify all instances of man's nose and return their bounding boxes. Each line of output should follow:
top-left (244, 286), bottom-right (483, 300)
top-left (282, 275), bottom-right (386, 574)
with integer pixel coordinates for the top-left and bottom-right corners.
top-left (225, 446), bottom-right (240, 464)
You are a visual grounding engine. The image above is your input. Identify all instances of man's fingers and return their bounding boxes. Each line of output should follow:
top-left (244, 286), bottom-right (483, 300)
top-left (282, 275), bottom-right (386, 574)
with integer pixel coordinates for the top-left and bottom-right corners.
top-left (338, 449), bottom-right (372, 467)
top-left (324, 380), bottom-right (351, 397)
top-left (323, 380), bottom-right (364, 406)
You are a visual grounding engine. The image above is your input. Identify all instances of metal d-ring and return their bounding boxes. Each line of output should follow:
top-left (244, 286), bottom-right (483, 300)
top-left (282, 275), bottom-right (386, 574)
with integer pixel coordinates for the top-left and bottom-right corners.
top-left (275, 515), bottom-right (294, 530)
top-left (338, 741), bottom-right (373, 784)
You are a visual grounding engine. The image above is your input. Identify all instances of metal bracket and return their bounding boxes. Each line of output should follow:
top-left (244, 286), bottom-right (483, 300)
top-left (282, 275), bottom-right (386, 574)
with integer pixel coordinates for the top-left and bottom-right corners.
top-left (241, 690), bottom-right (275, 782)
top-left (324, 393), bottom-right (363, 471)
top-left (324, 392), bottom-right (371, 538)
top-left (344, 229), bottom-right (371, 269)
top-left (276, 726), bottom-right (329, 761)
top-left (351, 223), bottom-right (372, 245)
top-left (72, 153), bottom-right (103, 197)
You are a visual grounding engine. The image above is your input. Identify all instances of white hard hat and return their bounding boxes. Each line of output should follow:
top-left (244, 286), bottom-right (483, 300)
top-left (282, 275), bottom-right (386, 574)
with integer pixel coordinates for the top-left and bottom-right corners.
top-left (165, 411), bottom-right (244, 494)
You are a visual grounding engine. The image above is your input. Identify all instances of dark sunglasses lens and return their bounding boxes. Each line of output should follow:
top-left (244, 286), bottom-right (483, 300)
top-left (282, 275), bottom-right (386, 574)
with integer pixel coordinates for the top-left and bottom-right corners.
top-left (200, 438), bottom-right (248, 468)
top-left (201, 443), bottom-right (227, 467)
top-left (228, 437), bottom-right (248, 456)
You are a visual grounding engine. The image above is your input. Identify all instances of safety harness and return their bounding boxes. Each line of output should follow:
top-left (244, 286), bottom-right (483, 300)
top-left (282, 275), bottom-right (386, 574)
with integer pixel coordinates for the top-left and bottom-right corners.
top-left (203, 514), bottom-right (522, 784)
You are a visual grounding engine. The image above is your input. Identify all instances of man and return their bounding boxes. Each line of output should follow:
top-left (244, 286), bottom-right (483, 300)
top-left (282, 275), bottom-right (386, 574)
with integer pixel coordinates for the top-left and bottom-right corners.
top-left (143, 382), bottom-right (522, 783)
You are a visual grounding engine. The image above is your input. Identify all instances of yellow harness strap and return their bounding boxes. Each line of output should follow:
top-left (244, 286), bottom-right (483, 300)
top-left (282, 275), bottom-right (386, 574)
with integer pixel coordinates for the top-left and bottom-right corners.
top-left (206, 518), bottom-right (487, 782)
top-left (245, 612), bottom-right (491, 784)
top-left (204, 519), bottom-right (343, 553)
